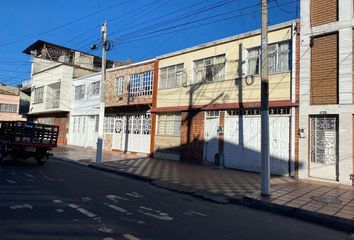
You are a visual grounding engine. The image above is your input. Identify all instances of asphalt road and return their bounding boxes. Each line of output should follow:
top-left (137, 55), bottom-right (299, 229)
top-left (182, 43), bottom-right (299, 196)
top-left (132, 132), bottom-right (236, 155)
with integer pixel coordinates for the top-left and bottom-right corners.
top-left (0, 158), bottom-right (350, 240)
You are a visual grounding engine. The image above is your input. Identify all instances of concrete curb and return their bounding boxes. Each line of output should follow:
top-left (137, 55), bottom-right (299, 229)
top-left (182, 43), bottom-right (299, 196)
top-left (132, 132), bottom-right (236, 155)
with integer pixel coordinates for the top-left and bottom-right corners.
top-left (51, 156), bottom-right (354, 232)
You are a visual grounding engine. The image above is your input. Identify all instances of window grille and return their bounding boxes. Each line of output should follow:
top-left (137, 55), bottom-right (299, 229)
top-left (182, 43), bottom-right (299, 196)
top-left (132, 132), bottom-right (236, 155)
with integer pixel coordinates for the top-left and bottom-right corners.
top-left (248, 41), bottom-right (291, 75)
top-left (0, 103), bottom-right (17, 113)
top-left (129, 71), bottom-right (153, 97)
top-left (193, 55), bottom-right (225, 84)
top-left (90, 81), bottom-right (100, 96)
top-left (104, 116), bottom-right (115, 133)
top-left (33, 86), bottom-right (44, 104)
top-left (159, 64), bottom-right (184, 89)
top-left (142, 113), bottom-right (151, 135)
top-left (74, 85), bottom-right (85, 100)
top-left (158, 113), bottom-right (181, 136)
top-left (205, 110), bottom-right (220, 117)
top-left (226, 110), bottom-right (240, 116)
top-left (116, 76), bottom-right (125, 95)
top-left (46, 82), bottom-right (60, 109)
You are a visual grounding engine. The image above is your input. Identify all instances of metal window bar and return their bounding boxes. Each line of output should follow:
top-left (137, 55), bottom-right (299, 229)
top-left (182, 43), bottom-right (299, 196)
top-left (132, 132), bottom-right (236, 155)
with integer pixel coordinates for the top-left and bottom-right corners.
top-left (129, 71), bottom-right (153, 97)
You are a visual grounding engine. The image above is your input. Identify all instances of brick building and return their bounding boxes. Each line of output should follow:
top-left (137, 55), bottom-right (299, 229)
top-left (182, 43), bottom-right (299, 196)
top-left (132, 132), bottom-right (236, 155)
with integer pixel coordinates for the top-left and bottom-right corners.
top-left (299, 0), bottom-right (354, 185)
top-left (103, 59), bottom-right (157, 154)
top-left (151, 21), bottom-right (300, 177)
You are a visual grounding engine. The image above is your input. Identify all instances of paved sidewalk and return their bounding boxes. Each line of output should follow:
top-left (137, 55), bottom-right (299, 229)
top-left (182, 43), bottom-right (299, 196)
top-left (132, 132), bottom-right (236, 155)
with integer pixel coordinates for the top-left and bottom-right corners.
top-left (52, 145), bottom-right (354, 229)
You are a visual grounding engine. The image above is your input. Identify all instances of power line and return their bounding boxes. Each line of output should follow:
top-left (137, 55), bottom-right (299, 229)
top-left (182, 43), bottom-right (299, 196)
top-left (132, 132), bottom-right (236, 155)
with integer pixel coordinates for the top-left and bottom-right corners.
top-left (0, 0), bottom-right (134, 48)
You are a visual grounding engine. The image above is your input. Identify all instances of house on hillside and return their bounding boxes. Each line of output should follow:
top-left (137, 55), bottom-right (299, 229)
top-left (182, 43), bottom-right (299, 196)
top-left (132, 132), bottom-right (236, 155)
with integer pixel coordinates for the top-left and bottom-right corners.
top-left (23, 40), bottom-right (113, 145)
top-left (151, 21), bottom-right (300, 177)
top-left (299, 0), bottom-right (354, 185)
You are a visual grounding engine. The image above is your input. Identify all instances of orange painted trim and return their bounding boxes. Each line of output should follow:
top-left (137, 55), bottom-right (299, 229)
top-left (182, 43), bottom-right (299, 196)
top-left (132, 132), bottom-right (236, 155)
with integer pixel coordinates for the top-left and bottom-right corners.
top-left (150, 60), bottom-right (159, 156)
top-left (352, 115), bottom-right (354, 186)
top-left (112, 149), bottom-right (123, 153)
top-left (151, 100), bottom-right (298, 113)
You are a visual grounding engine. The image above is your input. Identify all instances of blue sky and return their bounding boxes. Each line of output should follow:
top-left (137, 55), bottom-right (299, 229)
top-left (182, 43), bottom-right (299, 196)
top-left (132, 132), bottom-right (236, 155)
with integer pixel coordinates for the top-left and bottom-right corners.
top-left (0, 0), bottom-right (298, 86)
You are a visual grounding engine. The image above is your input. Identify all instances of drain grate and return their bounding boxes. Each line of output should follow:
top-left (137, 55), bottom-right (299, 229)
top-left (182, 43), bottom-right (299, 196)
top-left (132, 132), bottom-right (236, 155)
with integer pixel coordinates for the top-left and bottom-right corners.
top-left (311, 196), bottom-right (343, 204)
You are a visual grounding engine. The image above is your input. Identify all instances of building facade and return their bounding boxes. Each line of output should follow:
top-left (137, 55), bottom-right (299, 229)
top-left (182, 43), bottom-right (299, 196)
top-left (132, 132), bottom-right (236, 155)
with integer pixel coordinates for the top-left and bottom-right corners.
top-left (152, 21), bottom-right (299, 176)
top-left (299, 0), bottom-right (354, 185)
top-left (68, 72), bottom-right (101, 148)
top-left (23, 40), bottom-right (110, 145)
top-left (0, 85), bottom-right (24, 121)
top-left (104, 59), bottom-right (157, 154)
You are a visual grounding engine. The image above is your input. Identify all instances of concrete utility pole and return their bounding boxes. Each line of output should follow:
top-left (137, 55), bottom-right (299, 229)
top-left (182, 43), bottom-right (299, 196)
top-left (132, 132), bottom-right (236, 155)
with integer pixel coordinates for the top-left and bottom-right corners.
top-left (260, 0), bottom-right (270, 196)
top-left (96, 21), bottom-right (107, 164)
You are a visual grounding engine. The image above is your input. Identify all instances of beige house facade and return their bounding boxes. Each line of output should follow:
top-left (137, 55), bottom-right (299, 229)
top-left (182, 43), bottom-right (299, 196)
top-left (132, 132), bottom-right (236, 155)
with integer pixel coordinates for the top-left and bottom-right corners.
top-left (152, 21), bottom-right (300, 177)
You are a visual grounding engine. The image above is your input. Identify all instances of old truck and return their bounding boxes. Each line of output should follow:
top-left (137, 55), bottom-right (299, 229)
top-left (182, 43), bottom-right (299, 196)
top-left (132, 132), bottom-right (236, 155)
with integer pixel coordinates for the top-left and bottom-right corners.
top-left (0, 121), bottom-right (59, 165)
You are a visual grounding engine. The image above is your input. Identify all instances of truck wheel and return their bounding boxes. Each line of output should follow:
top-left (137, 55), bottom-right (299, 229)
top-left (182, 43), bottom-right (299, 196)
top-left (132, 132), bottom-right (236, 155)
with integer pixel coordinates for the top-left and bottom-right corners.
top-left (37, 158), bottom-right (46, 165)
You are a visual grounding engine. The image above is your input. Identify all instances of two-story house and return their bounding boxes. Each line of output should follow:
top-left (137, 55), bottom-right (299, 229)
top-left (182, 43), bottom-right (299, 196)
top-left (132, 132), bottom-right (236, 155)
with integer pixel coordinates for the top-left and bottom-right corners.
top-left (23, 40), bottom-right (112, 145)
top-left (151, 21), bottom-right (300, 176)
top-left (104, 59), bottom-right (157, 154)
top-left (299, 0), bottom-right (354, 185)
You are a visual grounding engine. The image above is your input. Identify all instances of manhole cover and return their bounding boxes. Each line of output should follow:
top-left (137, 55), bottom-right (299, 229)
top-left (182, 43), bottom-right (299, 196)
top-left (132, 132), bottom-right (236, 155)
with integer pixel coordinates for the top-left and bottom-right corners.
top-left (311, 196), bottom-right (343, 204)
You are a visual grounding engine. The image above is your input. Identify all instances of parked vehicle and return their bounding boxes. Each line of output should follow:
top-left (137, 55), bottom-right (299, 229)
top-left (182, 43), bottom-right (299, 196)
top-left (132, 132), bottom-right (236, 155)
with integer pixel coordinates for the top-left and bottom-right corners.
top-left (0, 121), bottom-right (59, 165)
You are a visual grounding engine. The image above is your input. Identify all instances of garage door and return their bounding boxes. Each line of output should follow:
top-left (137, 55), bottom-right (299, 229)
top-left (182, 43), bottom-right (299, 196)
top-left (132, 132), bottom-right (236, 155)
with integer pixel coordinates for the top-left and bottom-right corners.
top-left (224, 109), bottom-right (290, 176)
top-left (112, 113), bottom-right (151, 153)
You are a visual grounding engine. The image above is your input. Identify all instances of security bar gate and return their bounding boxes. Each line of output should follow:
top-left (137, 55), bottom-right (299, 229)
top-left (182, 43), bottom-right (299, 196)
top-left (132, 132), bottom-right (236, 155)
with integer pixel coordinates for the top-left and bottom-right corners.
top-left (310, 116), bottom-right (338, 181)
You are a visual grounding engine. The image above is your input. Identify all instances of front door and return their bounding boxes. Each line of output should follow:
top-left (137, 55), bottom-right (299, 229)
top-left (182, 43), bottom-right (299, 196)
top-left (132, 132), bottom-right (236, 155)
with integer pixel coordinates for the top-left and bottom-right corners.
top-left (309, 116), bottom-right (338, 181)
top-left (204, 111), bottom-right (219, 163)
top-left (112, 117), bottom-right (123, 150)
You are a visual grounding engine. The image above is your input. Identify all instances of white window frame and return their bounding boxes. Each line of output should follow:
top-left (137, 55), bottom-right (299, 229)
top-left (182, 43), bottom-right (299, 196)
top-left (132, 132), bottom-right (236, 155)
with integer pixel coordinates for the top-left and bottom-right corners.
top-left (74, 85), bottom-right (85, 100)
top-left (157, 112), bottom-right (181, 136)
top-left (129, 71), bottom-right (153, 97)
top-left (116, 76), bottom-right (125, 95)
top-left (33, 86), bottom-right (44, 104)
top-left (192, 54), bottom-right (226, 84)
top-left (247, 40), bottom-right (291, 75)
top-left (90, 81), bottom-right (100, 96)
top-left (0, 103), bottom-right (17, 113)
top-left (46, 82), bottom-right (60, 109)
top-left (158, 64), bottom-right (184, 89)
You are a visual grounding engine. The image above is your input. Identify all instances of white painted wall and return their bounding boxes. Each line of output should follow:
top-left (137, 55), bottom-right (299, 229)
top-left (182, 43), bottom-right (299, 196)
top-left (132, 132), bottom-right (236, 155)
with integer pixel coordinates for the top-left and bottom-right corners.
top-left (29, 63), bottom-right (74, 114)
top-left (68, 72), bottom-right (101, 147)
top-left (299, 0), bottom-right (353, 185)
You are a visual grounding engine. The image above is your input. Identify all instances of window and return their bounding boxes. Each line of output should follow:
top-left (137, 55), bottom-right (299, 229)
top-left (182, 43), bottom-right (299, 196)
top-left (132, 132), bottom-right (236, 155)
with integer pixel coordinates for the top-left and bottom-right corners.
top-left (193, 55), bottom-right (225, 84)
top-left (46, 82), bottom-right (60, 109)
top-left (157, 113), bottom-right (181, 136)
top-left (104, 116), bottom-right (115, 133)
top-left (129, 71), bottom-right (153, 97)
top-left (247, 41), bottom-right (291, 75)
top-left (0, 103), bottom-right (17, 113)
top-left (74, 85), bottom-right (85, 100)
top-left (33, 86), bottom-right (44, 103)
top-left (159, 64), bottom-right (184, 89)
top-left (90, 81), bottom-right (100, 96)
top-left (116, 76), bottom-right (124, 95)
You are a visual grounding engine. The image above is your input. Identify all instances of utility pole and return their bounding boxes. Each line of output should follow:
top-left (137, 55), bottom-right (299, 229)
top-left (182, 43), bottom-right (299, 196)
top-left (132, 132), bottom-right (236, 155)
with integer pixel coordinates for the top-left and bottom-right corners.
top-left (260, 0), bottom-right (270, 196)
top-left (96, 21), bottom-right (107, 164)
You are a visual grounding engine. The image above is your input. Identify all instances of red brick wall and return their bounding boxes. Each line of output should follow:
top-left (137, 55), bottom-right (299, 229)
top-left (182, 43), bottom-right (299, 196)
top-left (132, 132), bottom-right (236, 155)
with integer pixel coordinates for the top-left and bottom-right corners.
top-left (180, 111), bottom-right (204, 163)
top-left (310, 32), bottom-right (338, 105)
top-left (311, 0), bottom-right (338, 27)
